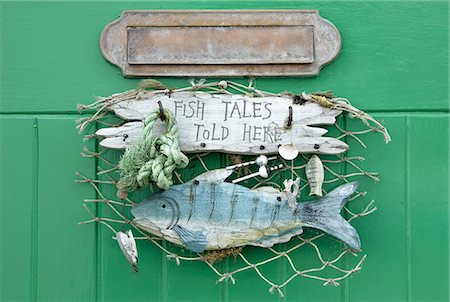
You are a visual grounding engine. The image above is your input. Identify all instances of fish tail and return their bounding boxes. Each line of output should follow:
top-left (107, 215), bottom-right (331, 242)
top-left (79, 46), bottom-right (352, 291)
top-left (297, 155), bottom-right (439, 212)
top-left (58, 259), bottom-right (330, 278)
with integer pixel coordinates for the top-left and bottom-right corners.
top-left (296, 182), bottom-right (361, 251)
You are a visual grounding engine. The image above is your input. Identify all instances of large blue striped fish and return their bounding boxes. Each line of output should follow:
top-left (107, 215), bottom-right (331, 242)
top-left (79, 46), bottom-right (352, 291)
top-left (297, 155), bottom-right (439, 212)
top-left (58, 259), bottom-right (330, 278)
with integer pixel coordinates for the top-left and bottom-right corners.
top-left (131, 171), bottom-right (361, 253)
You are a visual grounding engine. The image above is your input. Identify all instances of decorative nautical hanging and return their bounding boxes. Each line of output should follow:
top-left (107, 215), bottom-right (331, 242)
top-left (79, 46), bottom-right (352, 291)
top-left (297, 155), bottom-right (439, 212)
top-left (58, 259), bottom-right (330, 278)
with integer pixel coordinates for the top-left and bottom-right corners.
top-left (77, 79), bottom-right (390, 295)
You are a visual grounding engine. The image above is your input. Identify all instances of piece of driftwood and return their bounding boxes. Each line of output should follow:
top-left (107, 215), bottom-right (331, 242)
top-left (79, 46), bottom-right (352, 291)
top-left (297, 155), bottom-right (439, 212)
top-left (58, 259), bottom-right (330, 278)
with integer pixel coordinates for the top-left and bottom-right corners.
top-left (96, 92), bottom-right (348, 155)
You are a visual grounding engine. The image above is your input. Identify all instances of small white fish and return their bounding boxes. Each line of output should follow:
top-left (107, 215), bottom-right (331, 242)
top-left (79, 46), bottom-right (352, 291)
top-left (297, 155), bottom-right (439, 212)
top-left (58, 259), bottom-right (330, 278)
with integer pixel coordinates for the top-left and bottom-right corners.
top-left (116, 230), bottom-right (138, 272)
top-left (306, 155), bottom-right (324, 196)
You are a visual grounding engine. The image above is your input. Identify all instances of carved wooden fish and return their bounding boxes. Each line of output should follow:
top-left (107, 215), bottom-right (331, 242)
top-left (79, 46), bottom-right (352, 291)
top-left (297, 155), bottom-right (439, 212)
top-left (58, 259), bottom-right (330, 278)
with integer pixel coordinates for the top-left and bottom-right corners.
top-left (306, 154), bottom-right (325, 196)
top-left (131, 173), bottom-right (360, 253)
top-left (116, 230), bottom-right (138, 272)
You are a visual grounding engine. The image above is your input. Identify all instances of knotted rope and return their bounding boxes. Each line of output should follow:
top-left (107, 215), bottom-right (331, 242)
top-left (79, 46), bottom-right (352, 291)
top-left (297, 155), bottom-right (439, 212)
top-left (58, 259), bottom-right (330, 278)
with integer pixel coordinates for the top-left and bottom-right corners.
top-left (116, 107), bottom-right (189, 198)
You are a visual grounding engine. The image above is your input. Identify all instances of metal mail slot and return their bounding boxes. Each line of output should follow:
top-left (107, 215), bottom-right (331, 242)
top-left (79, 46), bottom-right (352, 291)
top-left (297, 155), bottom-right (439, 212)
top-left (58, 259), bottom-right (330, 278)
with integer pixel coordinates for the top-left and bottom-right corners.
top-left (127, 26), bottom-right (314, 65)
top-left (101, 10), bottom-right (341, 77)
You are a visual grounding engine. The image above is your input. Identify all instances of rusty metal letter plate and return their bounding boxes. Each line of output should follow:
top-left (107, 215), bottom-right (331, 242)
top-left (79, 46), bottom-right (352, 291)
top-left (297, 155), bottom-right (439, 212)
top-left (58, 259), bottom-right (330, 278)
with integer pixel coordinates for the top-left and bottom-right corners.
top-left (101, 10), bottom-right (341, 77)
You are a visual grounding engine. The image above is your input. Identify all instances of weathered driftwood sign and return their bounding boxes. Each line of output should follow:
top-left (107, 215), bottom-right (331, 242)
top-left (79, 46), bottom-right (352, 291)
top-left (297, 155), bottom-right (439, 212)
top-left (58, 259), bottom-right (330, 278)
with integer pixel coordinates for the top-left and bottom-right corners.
top-left (96, 92), bottom-right (348, 155)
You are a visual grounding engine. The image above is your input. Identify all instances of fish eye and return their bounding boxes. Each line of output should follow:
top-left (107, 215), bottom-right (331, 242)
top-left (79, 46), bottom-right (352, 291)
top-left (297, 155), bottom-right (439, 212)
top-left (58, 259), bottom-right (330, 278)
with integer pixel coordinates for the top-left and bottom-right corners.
top-left (162, 204), bottom-right (166, 209)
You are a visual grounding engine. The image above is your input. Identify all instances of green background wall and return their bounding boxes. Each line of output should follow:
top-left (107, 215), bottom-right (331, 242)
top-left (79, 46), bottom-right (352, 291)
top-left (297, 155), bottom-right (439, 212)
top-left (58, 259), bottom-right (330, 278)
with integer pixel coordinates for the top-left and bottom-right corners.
top-left (1, 1), bottom-right (448, 301)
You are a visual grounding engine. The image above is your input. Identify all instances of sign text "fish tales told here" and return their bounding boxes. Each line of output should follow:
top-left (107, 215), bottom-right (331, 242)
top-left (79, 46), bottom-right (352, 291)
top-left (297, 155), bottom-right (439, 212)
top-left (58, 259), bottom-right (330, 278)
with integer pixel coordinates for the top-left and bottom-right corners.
top-left (173, 99), bottom-right (283, 144)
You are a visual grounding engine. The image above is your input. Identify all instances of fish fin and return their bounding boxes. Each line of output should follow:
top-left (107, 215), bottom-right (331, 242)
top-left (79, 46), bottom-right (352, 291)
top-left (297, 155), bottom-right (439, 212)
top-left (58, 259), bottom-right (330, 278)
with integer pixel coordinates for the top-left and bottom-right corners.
top-left (252, 226), bottom-right (304, 247)
top-left (172, 225), bottom-right (208, 253)
top-left (252, 186), bottom-right (286, 199)
top-left (297, 182), bottom-right (361, 251)
top-left (193, 168), bottom-right (233, 183)
top-left (252, 186), bottom-right (281, 194)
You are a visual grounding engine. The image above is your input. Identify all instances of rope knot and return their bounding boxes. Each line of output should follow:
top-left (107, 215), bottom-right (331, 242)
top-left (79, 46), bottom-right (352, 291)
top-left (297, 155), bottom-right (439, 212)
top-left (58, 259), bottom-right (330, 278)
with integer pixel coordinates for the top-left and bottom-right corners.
top-left (323, 279), bottom-right (339, 286)
top-left (117, 107), bottom-right (189, 197)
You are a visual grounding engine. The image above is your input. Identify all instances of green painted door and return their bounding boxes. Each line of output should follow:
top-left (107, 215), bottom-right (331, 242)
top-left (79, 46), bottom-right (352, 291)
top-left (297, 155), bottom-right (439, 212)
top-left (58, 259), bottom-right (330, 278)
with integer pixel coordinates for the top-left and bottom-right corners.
top-left (1, 1), bottom-right (448, 301)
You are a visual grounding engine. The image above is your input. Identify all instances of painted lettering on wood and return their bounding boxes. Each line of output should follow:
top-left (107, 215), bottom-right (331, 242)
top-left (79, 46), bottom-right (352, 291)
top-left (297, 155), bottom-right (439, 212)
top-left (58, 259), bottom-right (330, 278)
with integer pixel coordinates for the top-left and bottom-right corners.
top-left (97, 92), bottom-right (348, 155)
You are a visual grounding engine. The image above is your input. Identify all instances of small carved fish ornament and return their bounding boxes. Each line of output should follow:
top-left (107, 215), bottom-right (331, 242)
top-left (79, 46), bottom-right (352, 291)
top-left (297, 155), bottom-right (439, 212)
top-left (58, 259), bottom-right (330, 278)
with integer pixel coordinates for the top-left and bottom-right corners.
top-left (306, 155), bottom-right (325, 196)
top-left (116, 230), bottom-right (138, 272)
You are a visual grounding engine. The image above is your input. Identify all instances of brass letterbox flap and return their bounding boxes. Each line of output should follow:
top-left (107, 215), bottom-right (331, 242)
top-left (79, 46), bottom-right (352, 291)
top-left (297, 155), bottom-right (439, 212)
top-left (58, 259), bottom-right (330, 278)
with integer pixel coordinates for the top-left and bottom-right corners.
top-left (101, 10), bottom-right (341, 77)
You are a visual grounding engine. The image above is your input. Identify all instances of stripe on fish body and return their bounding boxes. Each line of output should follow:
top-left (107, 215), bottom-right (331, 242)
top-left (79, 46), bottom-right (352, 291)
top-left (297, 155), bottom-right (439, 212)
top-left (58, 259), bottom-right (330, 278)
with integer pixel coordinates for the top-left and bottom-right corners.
top-left (131, 178), bottom-right (361, 253)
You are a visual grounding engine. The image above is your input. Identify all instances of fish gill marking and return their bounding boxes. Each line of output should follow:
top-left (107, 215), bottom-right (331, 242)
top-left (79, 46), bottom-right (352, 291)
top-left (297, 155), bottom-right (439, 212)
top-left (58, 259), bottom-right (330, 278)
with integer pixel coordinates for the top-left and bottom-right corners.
top-left (250, 196), bottom-right (260, 227)
top-left (208, 182), bottom-right (217, 222)
top-left (166, 198), bottom-right (180, 230)
top-left (228, 186), bottom-right (238, 225)
top-left (269, 203), bottom-right (281, 228)
top-left (187, 182), bottom-right (198, 223)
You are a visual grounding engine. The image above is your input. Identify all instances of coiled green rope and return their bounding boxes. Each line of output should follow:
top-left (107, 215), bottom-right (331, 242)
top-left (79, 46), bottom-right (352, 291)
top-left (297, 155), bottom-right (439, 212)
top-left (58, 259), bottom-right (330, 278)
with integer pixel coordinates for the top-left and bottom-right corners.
top-left (117, 107), bottom-right (189, 198)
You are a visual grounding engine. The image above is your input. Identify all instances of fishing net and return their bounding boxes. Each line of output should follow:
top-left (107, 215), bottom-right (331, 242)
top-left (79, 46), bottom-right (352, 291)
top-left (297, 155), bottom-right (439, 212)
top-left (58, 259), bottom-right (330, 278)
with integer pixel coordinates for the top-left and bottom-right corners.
top-left (76, 79), bottom-right (389, 297)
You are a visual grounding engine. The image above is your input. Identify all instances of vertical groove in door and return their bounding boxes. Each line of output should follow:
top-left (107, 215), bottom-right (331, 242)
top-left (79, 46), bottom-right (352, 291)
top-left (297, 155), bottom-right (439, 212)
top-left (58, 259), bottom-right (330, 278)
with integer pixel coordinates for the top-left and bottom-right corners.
top-left (405, 116), bottom-right (411, 302)
top-left (30, 118), bottom-right (39, 301)
top-left (161, 241), bottom-right (168, 302)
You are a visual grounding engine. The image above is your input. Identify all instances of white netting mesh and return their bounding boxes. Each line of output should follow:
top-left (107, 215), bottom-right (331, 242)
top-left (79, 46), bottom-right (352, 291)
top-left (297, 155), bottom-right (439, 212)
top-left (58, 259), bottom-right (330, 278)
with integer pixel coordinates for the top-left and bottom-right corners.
top-left (76, 79), bottom-right (389, 296)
